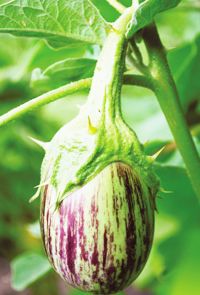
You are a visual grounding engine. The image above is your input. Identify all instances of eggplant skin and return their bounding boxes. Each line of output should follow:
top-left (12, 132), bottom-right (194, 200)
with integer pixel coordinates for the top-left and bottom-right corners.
top-left (40, 162), bottom-right (155, 294)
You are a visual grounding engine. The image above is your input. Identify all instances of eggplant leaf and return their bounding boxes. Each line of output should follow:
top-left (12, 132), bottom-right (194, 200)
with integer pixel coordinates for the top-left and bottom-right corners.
top-left (11, 252), bottom-right (51, 291)
top-left (0, 0), bottom-right (109, 48)
top-left (127, 0), bottom-right (181, 38)
top-left (31, 57), bottom-right (96, 91)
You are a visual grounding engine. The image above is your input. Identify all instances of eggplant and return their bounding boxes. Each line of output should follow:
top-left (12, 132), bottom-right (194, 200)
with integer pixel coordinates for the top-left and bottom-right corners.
top-left (40, 162), bottom-right (155, 294)
top-left (33, 9), bottom-right (159, 294)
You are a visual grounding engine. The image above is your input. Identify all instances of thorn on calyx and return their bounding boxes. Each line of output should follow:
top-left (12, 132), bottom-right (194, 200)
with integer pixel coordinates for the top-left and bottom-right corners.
top-left (111, 24), bottom-right (121, 34)
top-left (29, 180), bottom-right (50, 203)
top-left (34, 181), bottom-right (49, 189)
top-left (150, 146), bottom-right (166, 162)
top-left (29, 189), bottom-right (40, 203)
top-left (88, 116), bottom-right (97, 135)
top-left (160, 187), bottom-right (173, 194)
top-left (29, 136), bottom-right (49, 151)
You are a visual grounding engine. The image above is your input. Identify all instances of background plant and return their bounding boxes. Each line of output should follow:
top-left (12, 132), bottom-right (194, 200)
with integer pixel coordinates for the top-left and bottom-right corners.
top-left (0, 0), bottom-right (200, 295)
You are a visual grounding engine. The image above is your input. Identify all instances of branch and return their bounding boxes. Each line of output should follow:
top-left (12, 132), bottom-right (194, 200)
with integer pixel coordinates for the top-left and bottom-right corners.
top-left (129, 39), bottom-right (143, 66)
top-left (0, 78), bottom-right (91, 127)
top-left (126, 53), bottom-right (148, 75)
top-left (124, 73), bottom-right (153, 90)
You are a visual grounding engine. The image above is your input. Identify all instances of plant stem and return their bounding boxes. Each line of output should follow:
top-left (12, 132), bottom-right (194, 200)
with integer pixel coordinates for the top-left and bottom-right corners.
top-left (143, 24), bottom-right (200, 201)
top-left (124, 74), bottom-right (153, 90)
top-left (0, 78), bottom-right (91, 127)
top-left (127, 48), bottom-right (148, 75)
top-left (106, 0), bottom-right (126, 13)
top-left (0, 74), bottom-right (151, 128)
top-left (129, 39), bottom-right (143, 66)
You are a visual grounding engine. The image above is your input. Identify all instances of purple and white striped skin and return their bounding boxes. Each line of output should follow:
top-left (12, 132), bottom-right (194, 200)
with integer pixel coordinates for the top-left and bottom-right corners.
top-left (40, 162), bottom-right (155, 294)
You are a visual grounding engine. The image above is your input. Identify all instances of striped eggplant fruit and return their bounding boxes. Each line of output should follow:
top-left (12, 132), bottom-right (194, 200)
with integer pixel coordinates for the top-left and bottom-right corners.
top-left (35, 9), bottom-right (159, 294)
top-left (40, 162), bottom-right (155, 294)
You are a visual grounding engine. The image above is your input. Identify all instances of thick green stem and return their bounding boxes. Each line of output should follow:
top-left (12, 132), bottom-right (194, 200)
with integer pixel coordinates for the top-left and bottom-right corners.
top-left (143, 25), bottom-right (200, 201)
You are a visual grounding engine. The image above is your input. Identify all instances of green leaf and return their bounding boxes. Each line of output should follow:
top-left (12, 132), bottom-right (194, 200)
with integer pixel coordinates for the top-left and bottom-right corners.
top-left (155, 165), bottom-right (199, 226)
top-left (0, 34), bottom-right (92, 98)
top-left (0, 37), bottom-right (38, 98)
top-left (156, 1), bottom-right (200, 48)
top-left (156, 0), bottom-right (200, 49)
top-left (31, 58), bottom-right (96, 91)
top-left (163, 230), bottom-right (200, 295)
top-left (11, 252), bottom-right (51, 291)
top-left (91, 0), bottom-right (132, 22)
top-left (127, 0), bottom-right (181, 38)
top-left (153, 229), bottom-right (200, 295)
top-left (0, 0), bottom-right (109, 48)
top-left (91, 0), bottom-right (119, 22)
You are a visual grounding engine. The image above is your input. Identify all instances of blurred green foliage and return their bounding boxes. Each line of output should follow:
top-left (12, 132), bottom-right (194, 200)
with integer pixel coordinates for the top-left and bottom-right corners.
top-left (0, 1), bottom-right (200, 295)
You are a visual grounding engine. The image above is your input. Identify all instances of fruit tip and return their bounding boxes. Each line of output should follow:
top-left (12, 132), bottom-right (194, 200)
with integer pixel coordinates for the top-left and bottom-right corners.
top-left (148, 146), bottom-right (166, 163)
